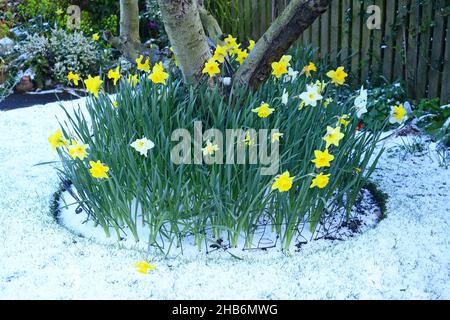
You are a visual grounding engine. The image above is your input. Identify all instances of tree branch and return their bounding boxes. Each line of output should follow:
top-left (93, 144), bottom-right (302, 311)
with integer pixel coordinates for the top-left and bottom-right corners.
top-left (234, 0), bottom-right (331, 88)
top-left (197, 2), bottom-right (223, 45)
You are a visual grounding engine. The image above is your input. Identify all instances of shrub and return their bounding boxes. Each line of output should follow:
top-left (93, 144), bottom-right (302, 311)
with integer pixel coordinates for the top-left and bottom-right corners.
top-left (52, 47), bottom-right (387, 253)
top-left (413, 98), bottom-right (450, 147)
top-left (20, 29), bottom-right (111, 87)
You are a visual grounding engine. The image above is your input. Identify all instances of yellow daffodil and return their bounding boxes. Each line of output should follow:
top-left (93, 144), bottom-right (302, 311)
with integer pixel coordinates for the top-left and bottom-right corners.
top-left (224, 34), bottom-right (238, 51)
top-left (213, 44), bottom-right (227, 63)
top-left (271, 61), bottom-right (288, 78)
top-left (202, 58), bottom-right (220, 77)
top-left (389, 104), bottom-right (408, 124)
top-left (272, 171), bottom-right (295, 192)
top-left (84, 75), bottom-right (103, 98)
top-left (271, 132), bottom-right (283, 143)
top-left (314, 80), bottom-right (328, 93)
top-left (135, 55), bottom-right (150, 73)
top-left (107, 66), bottom-right (121, 86)
top-left (311, 149), bottom-right (334, 169)
top-left (252, 102), bottom-right (275, 118)
top-left (89, 160), bottom-right (109, 179)
top-left (280, 55), bottom-right (292, 66)
top-left (67, 71), bottom-right (80, 86)
top-left (339, 115), bottom-right (350, 127)
top-left (48, 129), bottom-right (68, 151)
top-left (242, 131), bottom-right (254, 146)
top-left (310, 172), bottom-right (330, 189)
top-left (236, 49), bottom-right (248, 65)
top-left (248, 39), bottom-right (255, 51)
top-left (324, 97), bottom-right (333, 108)
top-left (149, 62), bottom-right (169, 85)
top-left (302, 62), bottom-right (317, 77)
top-left (68, 140), bottom-right (89, 160)
top-left (127, 74), bottom-right (139, 87)
top-left (323, 126), bottom-right (345, 148)
top-left (134, 261), bottom-right (156, 274)
top-left (92, 33), bottom-right (100, 41)
top-left (169, 47), bottom-right (179, 67)
top-left (326, 66), bottom-right (348, 86)
top-left (202, 140), bottom-right (220, 156)
top-left (112, 100), bottom-right (119, 108)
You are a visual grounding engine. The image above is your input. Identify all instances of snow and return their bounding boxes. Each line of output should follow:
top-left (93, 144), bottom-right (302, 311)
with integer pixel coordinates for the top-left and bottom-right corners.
top-left (0, 98), bottom-right (449, 299)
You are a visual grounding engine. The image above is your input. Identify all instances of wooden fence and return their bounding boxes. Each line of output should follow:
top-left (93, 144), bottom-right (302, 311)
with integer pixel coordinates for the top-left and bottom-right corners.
top-left (219, 0), bottom-right (449, 104)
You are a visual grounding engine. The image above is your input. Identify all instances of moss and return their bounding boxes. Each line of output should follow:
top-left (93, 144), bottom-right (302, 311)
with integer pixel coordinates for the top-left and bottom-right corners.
top-left (364, 181), bottom-right (389, 220)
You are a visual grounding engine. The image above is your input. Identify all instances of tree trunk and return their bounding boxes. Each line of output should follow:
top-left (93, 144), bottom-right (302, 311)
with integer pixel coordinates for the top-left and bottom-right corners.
top-left (234, 0), bottom-right (331, 88)
top-left (197, 0), bottom-right (223, 45)
top-left (158, 0), bottom-right (212, 85)
top-left (119, 0), bottom-right (141, 60)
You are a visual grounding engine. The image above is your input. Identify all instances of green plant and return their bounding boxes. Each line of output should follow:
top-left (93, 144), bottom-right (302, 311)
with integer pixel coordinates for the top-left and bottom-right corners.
top-left (53, 54), bottom-right (386, 254)
top-left (17, 0), bottom-right (69, 23)
top-left (413, 98), bottom-right (450, 147)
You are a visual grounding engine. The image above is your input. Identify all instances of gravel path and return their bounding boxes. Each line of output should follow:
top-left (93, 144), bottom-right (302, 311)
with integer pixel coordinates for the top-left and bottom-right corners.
top-left (0, 99), bottom-right (448, 299)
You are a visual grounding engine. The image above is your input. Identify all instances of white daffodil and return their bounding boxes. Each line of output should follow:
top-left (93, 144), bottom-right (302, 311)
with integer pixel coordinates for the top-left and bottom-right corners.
top-left (202, 140), bottom-right (220, 156)
top-left (299, 84), bottom-right (323, 107)
top-left (130, 137), bottom-right (155, 157)
top-left (281, 89), bottom-right (289, 105)
top-left (389, 104), bottom-right (408, 124)
top-left (354, 86), bottom-right (368, 118)
top-left (284, 67), bottom-right (299, 83)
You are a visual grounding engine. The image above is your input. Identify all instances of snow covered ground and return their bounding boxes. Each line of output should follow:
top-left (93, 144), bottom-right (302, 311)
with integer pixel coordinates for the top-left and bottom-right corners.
top-left (0, 98), bottom-right (449, 299)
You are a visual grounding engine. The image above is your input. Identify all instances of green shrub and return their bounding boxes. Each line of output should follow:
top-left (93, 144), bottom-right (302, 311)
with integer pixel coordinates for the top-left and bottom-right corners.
top-left (413, 98), bottom-right (450, 147)
top-left (52, 52), bottom-right (386, 253)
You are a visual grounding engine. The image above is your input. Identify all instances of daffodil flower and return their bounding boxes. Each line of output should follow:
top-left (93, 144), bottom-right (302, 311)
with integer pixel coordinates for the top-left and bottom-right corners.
top-left (302, 62), bottom-right (317, 77)
top-left (149, 62), bottom-right (169, 85)
top-left (48, 129), bottom-right (68, 151)
top-left (310, 173), bottom-right (330, 189)
top-left (202, 58), bottom-right (220, 78)
top-left (84, 75), bottom-right (103, 98)
top-left (299, 84), bottom-right (323, 107)
top-left (252, 103), bottom-right (275, 118)
top-left (271, 132), bottom-right (283, 143)
top-left (326, 66), bottom-right (348, 86)
top-left (68, 140), bottom-right (89, 160)
top-left (89, 160), bottom-right (109, 179)
top-left (311, 149), bottom-right (334, 169)
top-left (389, 104), bottom-right (408, 124)
top-left (134, 261), bottom-right (156, 274)
top-left (67, 71), bottom-right (80, 86)
top-left (272, 171), bottom-right (294, 192)
top-left (136, 55), bottom-right (150, 73)
top-left (131, 137), bottom-right (155, 157)
top-left (107, 66), bottom-right (121, 86)
top-left (202, 140), bottom-right (220, 156)
top-left (323, 126), bottom-right (345, 148)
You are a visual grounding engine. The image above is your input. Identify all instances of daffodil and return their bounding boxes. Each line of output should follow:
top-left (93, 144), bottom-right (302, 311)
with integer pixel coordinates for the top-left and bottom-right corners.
top-left (311, 149), bottom-right (334, 169)
top-left (130, 137), bottom-right (155, 157)
top-left (326, 66), bottom-right (348, 86)
top-left (302, 62), bottom-right (317, 77)
top-left (202, 140), bottom-right (219, 156)
top-left (271, 132), bottom-right (284, 143)
top-left (281, 89), bottom-right (289, 105)
top-left (310, 172), bottom-right (330, 189)
top-left (135, 55), bottom-right (150, 73)
top-left (149, 62), bottom-right (169, 85)
top-left (339, 115), bottom-right (350, 127)
top-left (236, 49), bottom-right (248, 65)
top-left (127, 74), bottom-right (139, 87)
top-left (284, 67), bottom-right (299, 83)
top-left (323, 126), bottom-right (345, 148)
top-left (389, 104), bottom-right (408, 124)
top-left (84, 75), bottom-right (103, 98)
top-left (92, 33), bottom-right (100, 41)
top-left (134, 261), bottom-right (156, 274)
top-left (324, 97), bottom-right (334, 108)
top-left (48, 129), bottom-right (68, 151)
top-left (252, 103), bottom-right (275, 118)
top-left (112, 100), bottom-right (119, 108)
top-left (224, 34), bottom-right (238, 51)
top-left (107, 66), bottom-right (121, 86)
top-left (280, 55), bottom-right (292, 66)
top-left (242, 131), bottom-right (254, 146)
top-left (202, 58), bottom-right (220, 77)
top-left (169, 47), bottom-right (179, 67)
top-left (248, 39), bottom-right (255, 51)
top-left (272, 171), bottom-right (294, 192)
top-left (314, 80), bottom-right (328, 93)
top-left (271, 61), bottom-right (288, 78)
top-left (67, 71), bottom-right (80, 86)
top-left (89, 160), bottom-right (109, 179)
top-left (68, 140), bottom-right (89, 160)
top-left (299, 84), bottom-right (323, 107)
top-left (213, 44), bottom-right (227, 63)
top-left (354, 86), bottom-right (368, 118)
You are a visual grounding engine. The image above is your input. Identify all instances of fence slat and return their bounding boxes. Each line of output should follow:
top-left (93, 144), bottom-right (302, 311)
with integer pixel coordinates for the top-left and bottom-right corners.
top-left (351, 0), bottom-right (362, 84)
top-left (311, 16), bottom-right (320, 50)
top-left (428, 0), bottom-right (445, 99)
top-left (329, 0), bottom-right (340, 66)
top-left (320, 7), bottom-right (330, 61)
top-left (441, 15), bottom-right (450, 103)
top-left (360, 1), bottom-right (372, 82)
top-left (382, 0), bottom-right (396, 82)
top-left (371, 0), bottom-right (385, 79)
top-left (393, 0), bottom-right (408, 82)
top-left (416, 2), bottom-right (433, 98)
top-left (406, 0), bottom-right (419, 99)
top-left (340, 0), bottom-right (351, 66)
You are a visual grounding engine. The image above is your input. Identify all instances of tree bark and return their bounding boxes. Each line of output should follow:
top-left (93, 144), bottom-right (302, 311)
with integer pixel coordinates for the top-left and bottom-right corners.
top-left (119, 0), bottom-right (142, 60)
top-left (197, 1), bottom-right (223, 45)
top-left (158, 0), bottom-right (212, 85)
top-left (234, 0), bottom-right (331, 88)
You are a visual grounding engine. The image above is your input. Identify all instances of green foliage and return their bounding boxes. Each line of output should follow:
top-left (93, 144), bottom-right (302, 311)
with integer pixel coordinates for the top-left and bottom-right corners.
top-left (54, 56), bottom-right (385, 253)
top-left (17, 0), bottom-right (69, 23)
top-left (413, 98), bottom-right (450, 146)
top-left (20, 29), bottom-right (112, 87)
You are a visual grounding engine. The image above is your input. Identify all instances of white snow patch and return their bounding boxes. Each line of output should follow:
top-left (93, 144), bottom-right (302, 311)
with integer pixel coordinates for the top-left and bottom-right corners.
top-left (0, 98), bottom-right (449, 299)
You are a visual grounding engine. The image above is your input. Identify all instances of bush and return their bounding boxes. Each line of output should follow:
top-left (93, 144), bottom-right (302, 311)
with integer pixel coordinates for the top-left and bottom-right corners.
top-left (52, 47), bottom-right (387, 253)
top-left (20, 29), bottom-right (111, 87)
top-left (413, 98), bottom-right (450, 147)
